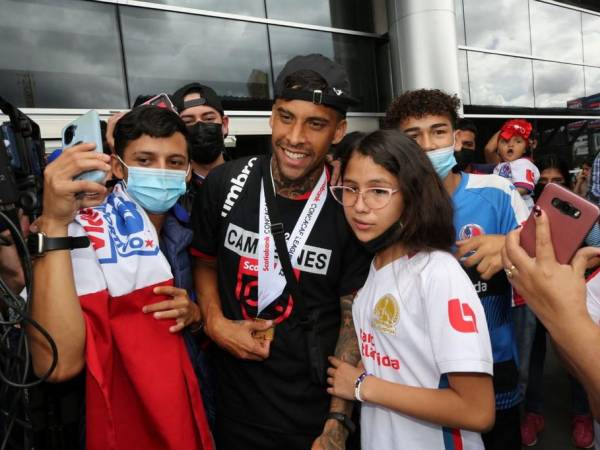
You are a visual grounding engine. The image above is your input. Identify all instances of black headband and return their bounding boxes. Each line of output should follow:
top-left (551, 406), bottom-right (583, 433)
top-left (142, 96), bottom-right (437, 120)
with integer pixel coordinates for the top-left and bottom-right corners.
top-left (278, 88), bottom-right (357, 113)
top-left (183, 98), bottom-right (208, 110)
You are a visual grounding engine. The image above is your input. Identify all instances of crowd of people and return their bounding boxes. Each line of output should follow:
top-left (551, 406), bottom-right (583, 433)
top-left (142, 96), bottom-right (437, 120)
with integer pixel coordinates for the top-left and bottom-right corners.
top-left (11, 52), bottom-right (600, 450)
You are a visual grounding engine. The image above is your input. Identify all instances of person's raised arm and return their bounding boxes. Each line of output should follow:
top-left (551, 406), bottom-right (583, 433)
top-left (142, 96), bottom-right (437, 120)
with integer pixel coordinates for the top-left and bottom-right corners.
top-left (502, 208), bottom-right (600, 418)
top-left (484, 130), bottom-right (501, 165)
top-left (28, 143), bottom-right (110, 382)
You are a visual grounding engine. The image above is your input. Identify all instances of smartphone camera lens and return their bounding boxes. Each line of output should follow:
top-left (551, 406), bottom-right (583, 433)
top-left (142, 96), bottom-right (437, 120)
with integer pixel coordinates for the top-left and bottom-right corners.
top-left (64, 125), bottom-right (76, 145)
top-left (551, 198), bottom-right (561, 208)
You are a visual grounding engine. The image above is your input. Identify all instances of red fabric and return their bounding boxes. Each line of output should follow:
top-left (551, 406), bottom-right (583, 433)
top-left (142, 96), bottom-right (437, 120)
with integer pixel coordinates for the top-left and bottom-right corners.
top-left (80, 279), bottom-right (214, 450)
top-left (190, 247), bottom-right (216, 260)
top-left (513, 288), bottom-right (526, 307)
top-left (499, 119), bottom-right (533, 141)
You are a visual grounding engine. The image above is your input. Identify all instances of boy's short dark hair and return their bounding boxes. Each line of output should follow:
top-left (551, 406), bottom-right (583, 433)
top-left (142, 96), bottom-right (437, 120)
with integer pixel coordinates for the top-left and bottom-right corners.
top-left (457, 118), bottom-right (477, 135)
top-left (113, 106), bottom-right (189, 158)
top-left (384, 89), bottom-right (461, 130)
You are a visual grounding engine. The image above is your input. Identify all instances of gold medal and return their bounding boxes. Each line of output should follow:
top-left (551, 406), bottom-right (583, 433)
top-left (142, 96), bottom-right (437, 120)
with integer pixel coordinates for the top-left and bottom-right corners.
top-left (252, 318), bottom-right (275, 341)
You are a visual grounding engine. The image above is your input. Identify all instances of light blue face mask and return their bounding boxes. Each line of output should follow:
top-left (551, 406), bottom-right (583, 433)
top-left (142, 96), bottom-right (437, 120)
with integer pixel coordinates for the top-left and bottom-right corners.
top-left (426, 143), bottom-right (457, 180)
top-left (117, 156), bottom-right (188, 214)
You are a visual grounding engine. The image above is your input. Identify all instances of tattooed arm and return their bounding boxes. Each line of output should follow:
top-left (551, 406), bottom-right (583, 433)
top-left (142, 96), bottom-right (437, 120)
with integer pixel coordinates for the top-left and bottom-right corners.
top-left (312, 293), bottom-right (359, 450)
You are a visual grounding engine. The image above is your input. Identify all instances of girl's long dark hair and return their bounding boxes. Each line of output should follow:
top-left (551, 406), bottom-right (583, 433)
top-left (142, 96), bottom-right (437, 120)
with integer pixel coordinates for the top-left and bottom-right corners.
top-left (343, 129), bottom-right (455, 253)
top-left (534, 153), bottom-right (572, 189)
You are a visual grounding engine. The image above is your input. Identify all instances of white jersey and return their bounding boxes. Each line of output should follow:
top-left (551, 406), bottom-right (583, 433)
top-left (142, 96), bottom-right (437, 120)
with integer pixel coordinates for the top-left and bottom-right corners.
top-left (353, 251), bottom-right (493, 450)
top-left (494, 158), bottom-right (540, 210)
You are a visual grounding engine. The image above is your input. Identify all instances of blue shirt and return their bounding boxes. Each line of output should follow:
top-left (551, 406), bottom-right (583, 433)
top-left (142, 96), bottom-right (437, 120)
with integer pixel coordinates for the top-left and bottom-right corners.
top-left (453, 172), bottom-right (529, 409)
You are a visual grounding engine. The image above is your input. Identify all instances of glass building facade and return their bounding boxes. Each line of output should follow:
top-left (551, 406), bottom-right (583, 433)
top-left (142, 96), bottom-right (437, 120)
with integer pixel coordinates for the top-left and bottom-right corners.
top-left (1, 0), bottom-right (599, 143)
top-left (0, 0), bottom-right (385, 112)
top-left (456, 0), bottom-right (600, 107)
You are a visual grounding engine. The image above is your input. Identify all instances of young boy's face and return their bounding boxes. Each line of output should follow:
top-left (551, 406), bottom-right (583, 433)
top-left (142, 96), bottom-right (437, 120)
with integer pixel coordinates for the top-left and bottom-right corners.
top-left (498, 136), bottom-right (527, 162)
top-left (399, 114), bottom-right (454, 152)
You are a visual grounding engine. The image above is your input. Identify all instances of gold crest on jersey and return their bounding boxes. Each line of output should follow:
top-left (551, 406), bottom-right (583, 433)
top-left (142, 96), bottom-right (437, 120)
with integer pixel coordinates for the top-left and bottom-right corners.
top-left (372, 294), bottom-right (400, 335)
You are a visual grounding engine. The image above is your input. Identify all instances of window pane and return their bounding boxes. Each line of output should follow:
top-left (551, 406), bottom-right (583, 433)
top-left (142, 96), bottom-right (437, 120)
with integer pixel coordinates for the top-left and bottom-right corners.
top-left (120, 7), bottom-right (272, 110)
top-left (0, 0), bottom-right (127, 109)
top-left (585, 67), bottom-right (600, 97)
top-left (530, 0), bottom-right (582, 64)
top-left (458, 50), bottom-right (471, 104)
top-left (463, 0), bottom-right (531, 53)
top-left (266, 0), bottom-right (374, 32)
top-left (467, 52), bottom-right (534, 106)
top-left (583, 14), bottom-right (600, 66)
top-left (268, 26), bottom-right (379, 111)
top-left (142, 0), bottom-right (265, 17)
top-left (455, 0), bottom-right (466, 46)
top-left (533, 61), bottom-right (584, 107)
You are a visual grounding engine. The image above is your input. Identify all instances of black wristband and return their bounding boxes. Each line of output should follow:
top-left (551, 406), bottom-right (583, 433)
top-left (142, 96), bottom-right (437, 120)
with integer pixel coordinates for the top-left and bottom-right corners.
top-left (27, 233), bottom-right (90, 256)
top-left (326, 412), bottom-right (355, 434)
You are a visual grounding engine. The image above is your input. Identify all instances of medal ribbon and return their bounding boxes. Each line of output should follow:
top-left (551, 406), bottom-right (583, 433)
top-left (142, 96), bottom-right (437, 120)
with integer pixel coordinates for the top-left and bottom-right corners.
top-left (257, 166), bottom-right (328, 314)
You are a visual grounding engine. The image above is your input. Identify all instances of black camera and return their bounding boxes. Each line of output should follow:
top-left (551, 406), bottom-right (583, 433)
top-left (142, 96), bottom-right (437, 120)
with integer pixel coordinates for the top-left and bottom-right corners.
top-left (0, 96), bottom-right (46, 228)
top-left (63, 124), bottom-right (76, 146)
top-left (551, 197), bottom-right (581, 219)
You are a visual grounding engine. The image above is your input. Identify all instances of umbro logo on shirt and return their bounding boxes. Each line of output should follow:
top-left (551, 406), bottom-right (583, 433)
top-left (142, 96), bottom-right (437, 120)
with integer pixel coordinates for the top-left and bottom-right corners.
top-left (221, 157), bottom-right (258, 218)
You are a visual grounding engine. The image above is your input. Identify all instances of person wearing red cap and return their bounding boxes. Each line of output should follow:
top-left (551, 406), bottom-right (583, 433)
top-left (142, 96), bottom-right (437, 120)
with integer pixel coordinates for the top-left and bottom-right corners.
top-left (493, 119), bottom-right (540, 210)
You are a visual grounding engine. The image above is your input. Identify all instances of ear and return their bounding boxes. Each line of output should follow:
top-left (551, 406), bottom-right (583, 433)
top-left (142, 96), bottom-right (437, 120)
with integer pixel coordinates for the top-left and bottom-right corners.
top-left (454, 130), bottom-right (462, 150)
top-left (112, 154), bottom-right (126, 180)
top-left (185, 163), bottom-right (192, 183)
top-left (269, 106), bottom-right (275, 130)
top-left (221, 115), bottom-right (230, 137)
top-left (332, 119), bottom-right (347, 145)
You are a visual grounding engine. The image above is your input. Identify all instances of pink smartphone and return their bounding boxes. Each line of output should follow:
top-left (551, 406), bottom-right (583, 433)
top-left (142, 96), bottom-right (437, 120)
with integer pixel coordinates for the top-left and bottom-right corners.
top-left (520, 183), bottom-right (600, 264)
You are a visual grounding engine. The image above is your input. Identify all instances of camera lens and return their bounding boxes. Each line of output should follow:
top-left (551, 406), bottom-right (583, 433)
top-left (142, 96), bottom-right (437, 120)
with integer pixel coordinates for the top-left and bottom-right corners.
top-left (64, 125), bottom-right (76, 145)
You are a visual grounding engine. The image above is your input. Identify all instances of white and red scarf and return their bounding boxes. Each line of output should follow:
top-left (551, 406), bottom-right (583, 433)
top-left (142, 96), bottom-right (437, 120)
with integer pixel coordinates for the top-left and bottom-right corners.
top-left (70, 184), bottom-right (213, 450)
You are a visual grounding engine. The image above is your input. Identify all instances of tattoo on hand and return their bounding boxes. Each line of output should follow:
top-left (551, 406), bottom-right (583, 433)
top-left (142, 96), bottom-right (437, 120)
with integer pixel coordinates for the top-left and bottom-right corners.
top-left (336, 294), bottom-right (360, 366)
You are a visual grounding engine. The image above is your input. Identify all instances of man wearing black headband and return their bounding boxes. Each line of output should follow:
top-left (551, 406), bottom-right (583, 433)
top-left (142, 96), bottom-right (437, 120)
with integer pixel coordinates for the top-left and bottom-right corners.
top-left (172, 82), bottom-right (229, 183)
top-left (171, 83), bottom-right (229, 224)
top-left (190, 54), bottom-right (370, 449)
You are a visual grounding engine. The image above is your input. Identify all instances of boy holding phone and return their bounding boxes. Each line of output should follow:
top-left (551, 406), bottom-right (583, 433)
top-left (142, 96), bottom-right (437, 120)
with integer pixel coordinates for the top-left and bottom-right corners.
top-left (27, 106), bottom-right (213, 450)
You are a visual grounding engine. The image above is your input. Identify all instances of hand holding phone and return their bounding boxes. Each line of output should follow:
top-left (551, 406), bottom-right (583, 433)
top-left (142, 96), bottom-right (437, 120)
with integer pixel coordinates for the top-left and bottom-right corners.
top-left (520, 183), bottom-right (600, 264)
top-left (61, 110), bottom-right (106, 183)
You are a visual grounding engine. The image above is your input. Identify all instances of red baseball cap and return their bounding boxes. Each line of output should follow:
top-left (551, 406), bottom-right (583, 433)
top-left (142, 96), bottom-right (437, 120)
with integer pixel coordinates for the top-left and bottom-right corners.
top-left (499, 119), bottom-right (533, 141)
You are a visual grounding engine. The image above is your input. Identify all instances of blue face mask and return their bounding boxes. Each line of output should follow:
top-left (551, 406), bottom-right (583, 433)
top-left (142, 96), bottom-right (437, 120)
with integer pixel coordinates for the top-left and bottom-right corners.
top-left (426, 143), bottom-right (457, 180)
top-left (118, 157), bottom-right (188, 214)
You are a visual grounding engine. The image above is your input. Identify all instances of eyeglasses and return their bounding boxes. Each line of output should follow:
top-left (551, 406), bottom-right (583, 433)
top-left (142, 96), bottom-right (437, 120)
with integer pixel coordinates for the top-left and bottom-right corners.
top-left (329, 186), bottom-right (399, 210)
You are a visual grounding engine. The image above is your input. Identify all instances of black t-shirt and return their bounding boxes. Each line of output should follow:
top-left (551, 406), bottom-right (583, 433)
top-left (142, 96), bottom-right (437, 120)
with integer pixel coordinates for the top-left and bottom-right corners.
top-left (191, 155), bottom-right (370, 434)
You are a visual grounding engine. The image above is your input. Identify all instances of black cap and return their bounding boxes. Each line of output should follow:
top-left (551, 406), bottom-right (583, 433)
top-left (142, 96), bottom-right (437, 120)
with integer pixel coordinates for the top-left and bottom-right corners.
top-left (274, 54), bottom-right (359, 112)
top-left (172, 82), bottom-right (224, 116)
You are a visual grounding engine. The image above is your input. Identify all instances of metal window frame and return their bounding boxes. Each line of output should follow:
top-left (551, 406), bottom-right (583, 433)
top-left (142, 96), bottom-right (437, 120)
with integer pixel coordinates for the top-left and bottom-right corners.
top-left (88, 0), bottom-right (384, 38)
top-left (535, 0), bottom-right (600, 17)
top-left (458, 45), bottom-right (600, 69)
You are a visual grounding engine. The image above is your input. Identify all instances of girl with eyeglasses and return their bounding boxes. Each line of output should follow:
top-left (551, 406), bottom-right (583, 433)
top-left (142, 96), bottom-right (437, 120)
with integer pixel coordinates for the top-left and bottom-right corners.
top-left (327, 129), bottom-right (495, 450)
